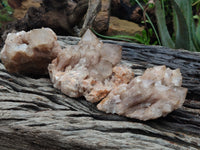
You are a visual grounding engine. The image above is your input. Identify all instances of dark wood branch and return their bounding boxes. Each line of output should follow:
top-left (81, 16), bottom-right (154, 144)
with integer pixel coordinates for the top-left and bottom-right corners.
top-left (92, 0), bottom-right (111, 33)
top-left (79, 0), bottom-right (101, 36)
top-left (0, 37), bottom-right (200, 149)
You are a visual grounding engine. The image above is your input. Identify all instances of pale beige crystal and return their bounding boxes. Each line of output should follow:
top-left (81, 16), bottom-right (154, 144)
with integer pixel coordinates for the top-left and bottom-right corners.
top-left (97, 65), bottom-right (188, 121)
top-left (0, 28), bottom-right (61, 75)
top-left (48, 29), bottom-right (134, 103)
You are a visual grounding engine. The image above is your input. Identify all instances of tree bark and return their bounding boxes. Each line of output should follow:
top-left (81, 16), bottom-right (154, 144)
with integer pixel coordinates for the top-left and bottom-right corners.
top-left (0, 37), bottom-right (200, 150)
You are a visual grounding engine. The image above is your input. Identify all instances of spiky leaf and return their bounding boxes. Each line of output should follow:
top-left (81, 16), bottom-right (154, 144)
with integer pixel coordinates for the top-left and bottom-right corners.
top-left (155, 0), bottom-right (175, 48)
top-left (172, 0), bottom-right (190, 50)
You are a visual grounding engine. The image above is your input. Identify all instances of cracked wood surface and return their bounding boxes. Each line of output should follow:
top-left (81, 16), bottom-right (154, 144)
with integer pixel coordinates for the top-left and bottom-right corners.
top-left (0, 37), bottom-right (200, 150)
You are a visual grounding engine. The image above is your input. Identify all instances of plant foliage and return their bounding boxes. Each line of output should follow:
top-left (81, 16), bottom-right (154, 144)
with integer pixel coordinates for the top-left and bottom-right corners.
top-left (0, 0), bottom-right (13, 28)
top-left (92, 0), bottom-right (200, 51)
top-left (155, 0), bottom-right (200, 52)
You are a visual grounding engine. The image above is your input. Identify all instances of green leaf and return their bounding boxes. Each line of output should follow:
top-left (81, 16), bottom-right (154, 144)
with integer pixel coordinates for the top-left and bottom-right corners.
top-left (91, 28), bottom-right (145, 43)
top-left (171, 0), bottom-right (190, 50)
top-left (173, 0), bottom-right (196, 51)
top-left (155, 0), bottom-right (175, 48)
top-left (192, 6), bottom-right (200, 51)
top-left (193, 15), bottom-right (199, 20)
top-left (148, 3), bottom-right (155, 9)
top-left (192, 0), bottom-right (200, 6)
top-left (191, 20), bottom-right (200, 51)
top-left (194, 21), bottom-right (200, 51)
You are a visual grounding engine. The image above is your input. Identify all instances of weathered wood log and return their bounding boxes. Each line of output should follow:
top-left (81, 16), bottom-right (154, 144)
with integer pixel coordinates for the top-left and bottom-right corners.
top-left (0, 37), bottom-right (200, 150)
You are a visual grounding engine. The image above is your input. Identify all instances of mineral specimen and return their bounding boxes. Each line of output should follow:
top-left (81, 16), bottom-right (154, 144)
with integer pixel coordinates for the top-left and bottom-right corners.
top-left (48, 29), bottom-right (134, 103)
top-left (0, 28), bottom-right (61, 75)
top-left (1, 27), bottom-right (187, 121)
top-left (97, 65), bottom-right (188, 121)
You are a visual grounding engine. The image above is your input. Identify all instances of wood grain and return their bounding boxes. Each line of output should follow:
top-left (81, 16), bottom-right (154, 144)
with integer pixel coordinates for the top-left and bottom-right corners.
top-left (0, 37), bottom-right (200, 150)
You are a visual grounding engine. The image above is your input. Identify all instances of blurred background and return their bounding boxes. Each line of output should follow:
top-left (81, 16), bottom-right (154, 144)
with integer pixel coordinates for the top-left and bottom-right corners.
top-left (0, 0), bottom-right (200, 51)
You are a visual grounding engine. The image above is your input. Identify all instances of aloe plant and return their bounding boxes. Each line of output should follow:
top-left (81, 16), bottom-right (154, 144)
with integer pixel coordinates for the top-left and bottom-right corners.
top-left (155, 0), bottom-right (200, 52)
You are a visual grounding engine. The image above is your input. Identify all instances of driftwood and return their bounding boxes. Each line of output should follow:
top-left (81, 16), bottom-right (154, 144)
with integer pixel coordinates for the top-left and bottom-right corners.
top-left (0, 37), bottom-right (200, 150)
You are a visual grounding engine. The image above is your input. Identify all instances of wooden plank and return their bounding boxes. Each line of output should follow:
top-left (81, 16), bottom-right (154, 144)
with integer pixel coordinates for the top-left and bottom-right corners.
top-left (0, 37), bottom-right (200, 150)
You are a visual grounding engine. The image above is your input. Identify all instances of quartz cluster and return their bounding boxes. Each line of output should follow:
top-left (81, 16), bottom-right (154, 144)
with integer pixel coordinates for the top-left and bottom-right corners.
top-left (97, 66), bottom-right (188, 121)
top-left (0, 28), bottom-right (61, 75)
top-left (0, 28), bottom-right (188, 120)
top-left (48, 29), bottom-right (134, 103)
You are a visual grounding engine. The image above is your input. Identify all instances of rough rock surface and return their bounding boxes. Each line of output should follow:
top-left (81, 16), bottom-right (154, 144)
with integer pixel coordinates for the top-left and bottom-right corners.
top-left (111, 0), bottom-right (155, 24)
top-left (12, 0), bottom-right (42, 19)
top-left (106, 16), bottom-right (144, 36)
top-left (0, 28), bottom-right (61, 75)
top-left (8, 0), bottom-right (23, 9)
top-left (97, 65), bottom-right (188, 121)
top-left (2, 0), bottom-right (88, 39)
top-left (48, 29), bottom-right (134, 103)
